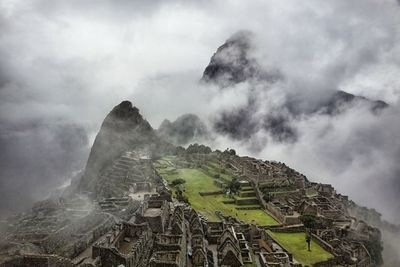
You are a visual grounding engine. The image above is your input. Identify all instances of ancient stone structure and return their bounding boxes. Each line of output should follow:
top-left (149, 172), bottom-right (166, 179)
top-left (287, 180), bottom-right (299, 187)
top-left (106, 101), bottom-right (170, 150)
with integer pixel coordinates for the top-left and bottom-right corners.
top-left (90, 222), bottom-right (153, 267)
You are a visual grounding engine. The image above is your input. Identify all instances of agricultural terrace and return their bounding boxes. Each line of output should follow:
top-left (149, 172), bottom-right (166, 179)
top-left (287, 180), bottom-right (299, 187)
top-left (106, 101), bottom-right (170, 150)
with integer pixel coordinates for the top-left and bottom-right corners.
top-left (267, 231), bottom-right (334, 266)
top-left (154, 157), bottom-right (278, 226)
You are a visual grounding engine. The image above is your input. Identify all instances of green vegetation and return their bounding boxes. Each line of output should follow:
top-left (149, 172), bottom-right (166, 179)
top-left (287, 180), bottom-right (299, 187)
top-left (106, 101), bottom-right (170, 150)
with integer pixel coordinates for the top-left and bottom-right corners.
top-left (223, 148), bottom-right (236, 156)
top-left (186, 143), bottom-right (212, 154)
top-left (155, 158), bottom-right (278, 226)
top-left (170, 178), bottom-right (186, 186)
top-left (267, 231), bottom-right (334, 266)
top-left (365, 235), bottom-right (383, 266)
top-left (306, 188), bottom-right (318, 198)
top-left (203, 161), bottom-right (236, 182)
top-left (241, 186), bottom-right (254, 191)
top-left (300, 214), bottom-right (318, 251)
top-left (226, 178), bottom-right (241, 194)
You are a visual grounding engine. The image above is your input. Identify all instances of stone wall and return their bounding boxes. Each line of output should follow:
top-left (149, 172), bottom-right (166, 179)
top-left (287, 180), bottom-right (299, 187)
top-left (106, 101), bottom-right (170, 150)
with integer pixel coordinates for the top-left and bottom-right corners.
top-left (42, 212), bottom-right (115, 258)
top-left (136, 198), bottom-right (170, 233)
top-left (198, 191), bottom-right (224, 196)
top-left (92, 222), bottom-right (154, 267)
top-left (313, 258), bottom-right (338, 267)
top-left (235, 198), bottom-right (259, 205)
top-left (1, 255), bottom-right (74, 267)
top-left (283, 216), bottom-right (301, 225)
top-left (269, 226), bottom-right (304, 233)
top-left (265, 202), bottom-right (285, 223)
top-left (311, 234), bottom-right (335, 254)
top-left (239, 191), bottom-right (256, 197)
top-left (92, 246), bottom-right (127, 267)
top-left (254, 182), bottom-right (268, 210)
top-left (236, 206), bottom-right (261, 210)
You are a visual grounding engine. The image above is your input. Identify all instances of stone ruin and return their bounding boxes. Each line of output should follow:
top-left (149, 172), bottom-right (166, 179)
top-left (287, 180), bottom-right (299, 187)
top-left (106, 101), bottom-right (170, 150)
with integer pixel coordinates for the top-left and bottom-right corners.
top-left (0, 147), bottom-right (383, 267)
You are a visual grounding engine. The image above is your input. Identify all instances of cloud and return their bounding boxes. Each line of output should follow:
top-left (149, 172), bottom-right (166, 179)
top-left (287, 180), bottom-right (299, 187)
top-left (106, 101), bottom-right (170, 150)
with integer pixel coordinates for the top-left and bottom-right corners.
top-left (0, 0), bottom-right (399, 241)
top-left (0, 119), bottom-right (88, 215)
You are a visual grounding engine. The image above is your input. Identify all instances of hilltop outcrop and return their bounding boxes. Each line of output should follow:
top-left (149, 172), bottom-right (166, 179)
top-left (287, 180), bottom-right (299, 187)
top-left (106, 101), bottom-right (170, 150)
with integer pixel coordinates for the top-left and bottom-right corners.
top-left (78, 101), bottom-right (156, 193)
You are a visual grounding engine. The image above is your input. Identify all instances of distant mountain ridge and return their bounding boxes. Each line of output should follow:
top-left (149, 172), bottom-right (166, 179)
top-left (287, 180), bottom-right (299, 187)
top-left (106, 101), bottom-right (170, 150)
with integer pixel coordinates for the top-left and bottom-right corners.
top-left (156, 32), bottom-right (389, 146)
top-left (157, 114), bottom-right (209, 146)
top-left (201, 31), bottom-right (388, 143)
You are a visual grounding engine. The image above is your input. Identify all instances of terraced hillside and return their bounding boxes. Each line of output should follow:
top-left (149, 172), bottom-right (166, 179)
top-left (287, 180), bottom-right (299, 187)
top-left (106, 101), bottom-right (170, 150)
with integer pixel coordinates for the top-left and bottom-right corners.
top-left (154, 156), bottom-right (280, 226)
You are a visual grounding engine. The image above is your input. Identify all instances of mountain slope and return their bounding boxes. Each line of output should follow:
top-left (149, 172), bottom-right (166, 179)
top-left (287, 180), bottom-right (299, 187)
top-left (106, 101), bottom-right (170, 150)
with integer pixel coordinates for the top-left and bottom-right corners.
top-left (78, 101), bottom-right (156, 193)
top-left (157, 114), bottom-right (209, 146)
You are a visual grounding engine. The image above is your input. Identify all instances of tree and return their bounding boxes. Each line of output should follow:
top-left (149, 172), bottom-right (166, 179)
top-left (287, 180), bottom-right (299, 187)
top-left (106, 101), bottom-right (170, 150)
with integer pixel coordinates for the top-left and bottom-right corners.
top-left (174, 146), bottom-right (186, 155)
top-left (186, 143), bottom-right (212, 154)
top-left (300, 214), bottom-right (317, 251)
top-left (365, 235), bottom-right (383, 266)
top-left (224, 148), bottom-right (236, 156)
top-left (226, 178), bottom-right (241, 194)
top-left (175, 187), bottom-right (189, 204)
top-left (171, 178), bottom-right (186, 187)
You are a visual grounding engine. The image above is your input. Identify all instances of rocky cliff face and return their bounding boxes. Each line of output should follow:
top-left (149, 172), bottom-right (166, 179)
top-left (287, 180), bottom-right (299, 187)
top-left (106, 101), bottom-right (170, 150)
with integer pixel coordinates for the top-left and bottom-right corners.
top-left (202, 31), bottom-right (281, 87)
top-left (78, 101), bottom-right (156, 193)
top-left (202, 31), bottom-right (258, 87)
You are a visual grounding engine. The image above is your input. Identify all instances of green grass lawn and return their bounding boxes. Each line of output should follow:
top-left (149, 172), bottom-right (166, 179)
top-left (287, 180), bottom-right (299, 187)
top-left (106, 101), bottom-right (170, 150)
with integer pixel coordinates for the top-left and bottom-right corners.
top-left (155, 162), bottom-right (278, 226)
top-left (205, 161), bottom-right (236, 182)
top-left (267, 231), bottom-right (334, 266)
top-left (200, 194), bottom-right (278, 225)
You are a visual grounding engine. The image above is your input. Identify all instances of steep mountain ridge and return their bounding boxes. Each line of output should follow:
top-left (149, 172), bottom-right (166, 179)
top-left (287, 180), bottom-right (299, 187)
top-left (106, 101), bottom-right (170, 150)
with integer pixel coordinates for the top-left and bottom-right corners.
top-left (201, 32), bottom-right (389, 143)
top-left (78, 101), bottom-right (156, 193)
top-left (202, 31), bottom-right (281, 86)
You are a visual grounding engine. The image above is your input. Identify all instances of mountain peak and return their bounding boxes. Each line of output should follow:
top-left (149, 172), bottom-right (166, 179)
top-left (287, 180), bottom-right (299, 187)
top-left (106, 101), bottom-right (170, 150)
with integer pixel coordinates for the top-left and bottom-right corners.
top-left (78, 101), bottom-right (154, 193)
top-left (202, 31), bottom-right (281, 87)
top-left (202, 31), bottom-right (257, 86)
top-left (103, 100), bottom-right (151, 130)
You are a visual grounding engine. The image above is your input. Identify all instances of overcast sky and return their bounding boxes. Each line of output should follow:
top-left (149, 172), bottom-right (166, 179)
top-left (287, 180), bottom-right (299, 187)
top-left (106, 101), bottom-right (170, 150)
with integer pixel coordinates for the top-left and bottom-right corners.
top-left (1, 0), bottom-right (400, 233)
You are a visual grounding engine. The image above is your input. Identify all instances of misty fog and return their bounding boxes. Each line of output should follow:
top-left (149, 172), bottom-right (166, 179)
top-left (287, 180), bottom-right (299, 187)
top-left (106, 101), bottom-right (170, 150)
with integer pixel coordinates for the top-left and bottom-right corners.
top-left (1, 1), bottom-right (400, 262)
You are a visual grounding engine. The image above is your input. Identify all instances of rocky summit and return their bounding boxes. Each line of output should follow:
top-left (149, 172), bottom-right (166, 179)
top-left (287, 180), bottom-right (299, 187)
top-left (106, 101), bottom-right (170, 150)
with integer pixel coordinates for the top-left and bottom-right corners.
top-left (79, 101), bottom-right (156, 193)
top-left (203, 32), bottom-right (388, 143)
top-left (0, 101), bottom-right (390, 267)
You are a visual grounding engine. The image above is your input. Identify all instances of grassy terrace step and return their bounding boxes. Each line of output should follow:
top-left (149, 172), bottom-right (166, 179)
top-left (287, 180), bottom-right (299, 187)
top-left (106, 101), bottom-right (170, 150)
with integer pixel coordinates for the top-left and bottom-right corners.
top-left (239, 191), bottom-right (256, 197)
top-left (272, 190), bottom-right (299, 195)
top-left (235, 205), bottom-right (261, 210)
top-left (240, 186), bottom-right (254, 192)
top-left (221, 200), bottom-right (236, 204)
top-left (267, 231), bottom-right (334, 266)
top-left (234, 196), bottom-right (258, 200)
top-left (202, 165), bottom-right (236, 183)
top-left (234, 197), bottom-right (259, 206)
